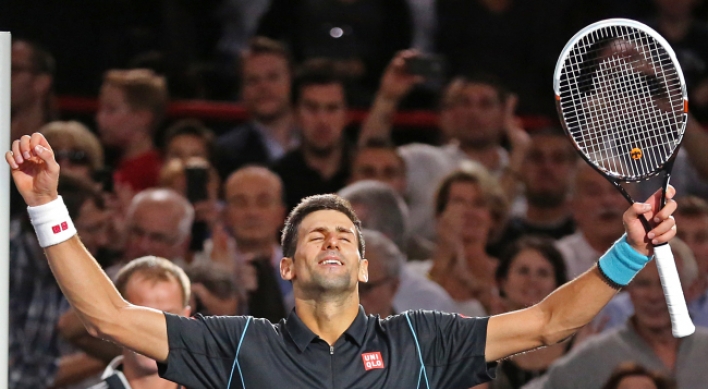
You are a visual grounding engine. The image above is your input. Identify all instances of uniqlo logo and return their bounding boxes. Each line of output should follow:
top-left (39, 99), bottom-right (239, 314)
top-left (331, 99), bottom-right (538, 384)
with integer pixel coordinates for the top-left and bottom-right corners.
top-left (361, 352), bottom-right (384, 371)
top-left (51, 221), bottom-right (68, 234)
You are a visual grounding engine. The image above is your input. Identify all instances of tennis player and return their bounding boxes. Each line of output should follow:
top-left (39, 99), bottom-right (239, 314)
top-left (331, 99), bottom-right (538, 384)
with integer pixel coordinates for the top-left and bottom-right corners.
top-left (7, 133), bottom-right (677, 389)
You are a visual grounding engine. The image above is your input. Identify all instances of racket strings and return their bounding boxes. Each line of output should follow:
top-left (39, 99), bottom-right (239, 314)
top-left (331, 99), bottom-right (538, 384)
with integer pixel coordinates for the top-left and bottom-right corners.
top-left (558, 24), bottom-right (685, 180)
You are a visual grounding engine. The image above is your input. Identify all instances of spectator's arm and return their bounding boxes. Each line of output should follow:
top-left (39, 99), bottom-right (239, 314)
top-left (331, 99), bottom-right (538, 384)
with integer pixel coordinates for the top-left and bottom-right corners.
top-left (681, 114), bottom-right (708, 179)
top-left (498, 95), bottom-right (531, 202)
top-left (50, 352), bottom-right (106, 388)
top-left (359, 50), bottom-right (422, 146)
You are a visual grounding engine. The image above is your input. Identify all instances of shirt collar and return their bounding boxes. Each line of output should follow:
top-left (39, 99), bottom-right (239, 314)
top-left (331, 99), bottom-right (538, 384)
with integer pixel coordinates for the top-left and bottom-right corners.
top-left (285, 305), bottom-right (368, 352)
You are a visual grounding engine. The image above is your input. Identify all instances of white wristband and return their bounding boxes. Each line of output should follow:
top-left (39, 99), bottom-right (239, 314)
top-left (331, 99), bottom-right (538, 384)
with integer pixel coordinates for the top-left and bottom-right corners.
top-left (27, 196), bottom-right (77, 248)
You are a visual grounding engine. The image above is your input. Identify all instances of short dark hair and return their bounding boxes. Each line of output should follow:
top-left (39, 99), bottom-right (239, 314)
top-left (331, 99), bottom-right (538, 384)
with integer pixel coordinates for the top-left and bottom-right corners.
top-left (602, 362), bottom-right (675, 389)
top-left (13, 38), bottom-right (56, 76)
top-left (244, 36), bottom-right (291, 64)
top-left (462, 73), bottom-right (510, 103)
top-left (352, 137), bottom-right (405, 170)
top-left (292, 58), bottom-right (347, 106)
top-left (162, 118), bottom-right (216, 158)
top-left (495, 236), bottom-right (568, 293)
top-left (281, 194), bottom-right (364, 258)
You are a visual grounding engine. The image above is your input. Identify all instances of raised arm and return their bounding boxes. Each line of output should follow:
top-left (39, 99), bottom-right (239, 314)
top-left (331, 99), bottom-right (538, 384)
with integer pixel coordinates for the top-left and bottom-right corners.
top-left (6, 133), bottom-right (170, 362)
top-left (484, 187), bottom-right (677, 362)
top-left (358, 50), bottom-right (422, 146)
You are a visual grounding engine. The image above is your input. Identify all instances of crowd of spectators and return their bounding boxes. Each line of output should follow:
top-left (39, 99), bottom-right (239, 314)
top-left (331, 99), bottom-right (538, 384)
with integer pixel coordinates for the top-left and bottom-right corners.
top-left (6, 1), bottom-right (708, 388)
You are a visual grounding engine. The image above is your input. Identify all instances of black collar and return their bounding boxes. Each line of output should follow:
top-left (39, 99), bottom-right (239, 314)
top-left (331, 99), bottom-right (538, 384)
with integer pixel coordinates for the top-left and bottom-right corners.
top-left (285, 305), bottom-right (369, 352)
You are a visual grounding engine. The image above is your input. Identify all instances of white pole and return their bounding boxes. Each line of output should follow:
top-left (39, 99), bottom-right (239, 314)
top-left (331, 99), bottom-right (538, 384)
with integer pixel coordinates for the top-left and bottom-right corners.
top-left (0, 31), bottom-right (11, 388)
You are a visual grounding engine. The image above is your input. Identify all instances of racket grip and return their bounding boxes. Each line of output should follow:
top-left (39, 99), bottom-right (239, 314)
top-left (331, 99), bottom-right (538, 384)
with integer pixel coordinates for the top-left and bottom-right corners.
top-left (653, 244), bottom-right (696, 338)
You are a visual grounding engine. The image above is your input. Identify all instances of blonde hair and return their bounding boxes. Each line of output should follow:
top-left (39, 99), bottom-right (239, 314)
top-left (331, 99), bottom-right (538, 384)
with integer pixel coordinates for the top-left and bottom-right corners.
top-left (115, 256), bottom-right (191, 307)
top-left (103, 69), bottom-right (168, 129)
top-left (40, 120), bottom-right (104, 171)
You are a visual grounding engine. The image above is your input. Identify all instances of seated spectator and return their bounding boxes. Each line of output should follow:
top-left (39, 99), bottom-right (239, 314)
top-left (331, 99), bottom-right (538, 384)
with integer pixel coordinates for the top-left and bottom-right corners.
top-left (359, 229), bottom-right (403, 318)
top-left (490, 237), bottom-right (569, 389)
top-left (40, 120), bottom-right (104, 182)
top-left (555, 162), bottom-right (628, 279)
top-left (221, 166), bottom-right (290, 319)
top-left (88, 256), bottom-right (191, 389)
top-left (215, 37), bottom-right (298, 179)
top-left (10, 174), bottom-right (110, 389)
top-left (257, 0), bottom-right (412, 105)
top-left (96, 69), bottom-right (167, 192)
top-left (360, 52), bottom-right (531, 241)
top-left (162, 119), bottom-right (215, 163)
top-left (592, 238), bottom-right (699, 333)
top-left (601, 362), bottom-right (675, 389)
top-left (675, 196), bottom-right (708, 325)
top-left (11, 39), bottom-right (56, 140)
top-left (349, 138), bottom-right (407, 196)
top-left (522, 260), bottom-right (708, 389)
top-left (273, 59), bottom-right (352, 210)
top-left (410, 166), bottom-right (508, 315)
top-left (338, 180), bottom-right (457, 313)
top-left (495, 127), bottom-right (577, 256)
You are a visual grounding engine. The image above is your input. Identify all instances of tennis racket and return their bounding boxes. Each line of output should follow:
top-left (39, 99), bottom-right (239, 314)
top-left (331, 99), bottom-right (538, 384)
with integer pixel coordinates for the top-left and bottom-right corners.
top-left (553, 18), bottom-right (695, 338)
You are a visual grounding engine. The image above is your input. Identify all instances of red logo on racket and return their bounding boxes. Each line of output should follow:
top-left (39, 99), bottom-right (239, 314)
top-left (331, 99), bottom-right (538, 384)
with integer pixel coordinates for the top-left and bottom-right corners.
top-left (362, 352), bottom-right (384, 371)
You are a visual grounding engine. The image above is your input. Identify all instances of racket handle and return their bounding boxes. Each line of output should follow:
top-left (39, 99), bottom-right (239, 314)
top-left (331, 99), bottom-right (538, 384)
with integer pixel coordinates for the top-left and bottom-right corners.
top-left (653, 244), bottom-right (696, 338)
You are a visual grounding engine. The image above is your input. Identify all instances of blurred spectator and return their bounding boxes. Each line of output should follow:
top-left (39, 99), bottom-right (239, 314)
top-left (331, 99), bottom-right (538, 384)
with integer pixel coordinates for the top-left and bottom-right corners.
top-left (215, 37), bottom-right (299, 179)
top-left (40, 120), bottom-right (104, 181)
top-left (494, 127), bottom-right (577, 255)
top-left (162, 119), bottom-right (215, 162)
top-left (524, 260), bottom-right (708, 389)
top-left (338, 180), bottom-right (457, 313)
top-left (359, 229), bottom-right (403, 317)
top-left (186, 262), bottom-right (244, 317)
top-left (273, 59), bottom-right (352, 210)
top-left (158, 157), bottom-right (222, 255)
top-left (11, 39), bottom-right (56, 140)
top-left (601, 362), bottom-right (676, 389)
top-left (88, 256), bottom-right (191, 389)
top-left (410, 166), bottom-right (508, 315)
top-left (221, 166), bottom-right (290, 319)
top-left (361, 52), bottom-right (530, 241)
top-left (9, 174), bottom-right (110, 389)
top-left (96, 69), bottom-right (167, 192)
top-left (436, 0), bottom-right (573, 115)
top-left (490, 237), bottom-right (570, 388)
top-left (349, 138), bottom-right (407, 196)
top-left (555, 163), bottom-right (628, 279)
top-left (591, 239), bottom-right (699, 334)
top-left (675, 196), bottom-right (708, 325)
top-left (257, 0), bottom-right (412, 105)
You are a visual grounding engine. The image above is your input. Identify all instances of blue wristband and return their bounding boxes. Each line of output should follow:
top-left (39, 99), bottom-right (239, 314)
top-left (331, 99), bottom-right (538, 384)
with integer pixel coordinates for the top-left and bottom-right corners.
top-left (597, 234), bottom-right (651, 287)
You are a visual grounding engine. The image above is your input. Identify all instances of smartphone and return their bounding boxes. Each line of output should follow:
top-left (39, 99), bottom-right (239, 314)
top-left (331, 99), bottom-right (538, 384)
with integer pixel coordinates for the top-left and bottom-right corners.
top-left (185, 166), bottom-right (209, 203)
top-left (405, 55), bottom-right (446, 79)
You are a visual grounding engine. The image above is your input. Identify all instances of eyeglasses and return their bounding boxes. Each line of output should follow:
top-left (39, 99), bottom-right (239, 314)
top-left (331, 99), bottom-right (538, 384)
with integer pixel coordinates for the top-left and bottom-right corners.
top-left (359, 277), bottom-right (394, 295)
top-left (55, 150), bottom-right (90, 165)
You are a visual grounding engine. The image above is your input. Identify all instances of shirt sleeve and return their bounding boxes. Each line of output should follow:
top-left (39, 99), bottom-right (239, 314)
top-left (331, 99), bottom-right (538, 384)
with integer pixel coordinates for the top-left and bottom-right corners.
top-left (403, 310), bottom-right (497, 388)
top-left (157, 313), bottom-right (251, 389)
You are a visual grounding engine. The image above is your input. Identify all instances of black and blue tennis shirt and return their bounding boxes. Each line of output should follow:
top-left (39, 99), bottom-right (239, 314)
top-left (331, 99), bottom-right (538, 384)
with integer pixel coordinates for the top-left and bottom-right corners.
top-left (157, 306), bottom-right (496, 388)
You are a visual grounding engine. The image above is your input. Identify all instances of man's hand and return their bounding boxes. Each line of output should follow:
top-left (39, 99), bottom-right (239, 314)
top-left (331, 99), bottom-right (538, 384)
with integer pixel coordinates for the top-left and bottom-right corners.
top-left (6, 133), bottom-right (60, 206)
top-left (378, 50), bottom-right (424, 103)
top-left (624, 185), bottom-right (677, 256)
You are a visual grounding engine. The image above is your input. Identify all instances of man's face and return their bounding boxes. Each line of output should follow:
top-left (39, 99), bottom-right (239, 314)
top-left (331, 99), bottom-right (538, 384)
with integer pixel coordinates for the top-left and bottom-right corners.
top-left (96, 85), bottom-right (147, 148)
top-left (165, 134), bottom-right (209, 162)
top-left (125, 201), bottom-right (188, 261)
top-left (675, 214), bottom-right (708, 280)
top-left (350, 148), bottom-right (406, 195)
top-left (628, 261), bottom-right (671, 332)
top-left (359, 247), bottom-right (398, 317)
top-left (225, 172), bottom-right (284, 248)
top-left (521, 135), bottom-right (577, 208)
top-left (122, 275), bottom-right (189, 375)
top-left (11, 42), bottom-right (51, 127)
top-left (242, 54), bottom-right (291, 121)
top-left (296, 84), bottom-right (348, 155)
top-left (453, 83), bottom-right (505, 147)
top-left (75, 199), bottom-right (111, 257)
top-left (443, 181), bottom-right (493, 244)
top-left (571, 165), bottom-right (627, 242)
top-left (281, 210), bottom-right (367, 297)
